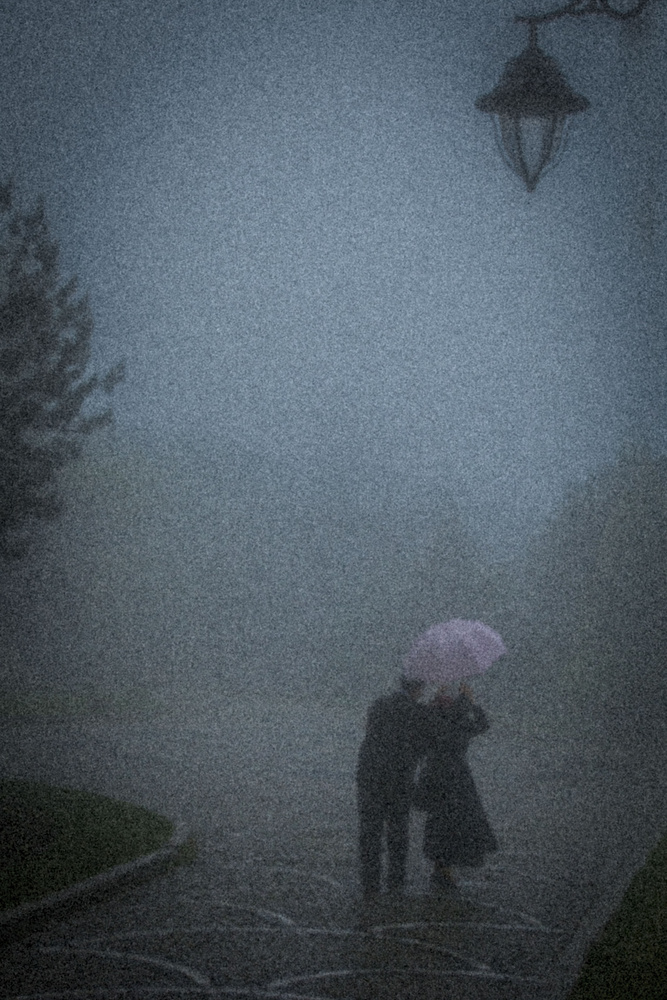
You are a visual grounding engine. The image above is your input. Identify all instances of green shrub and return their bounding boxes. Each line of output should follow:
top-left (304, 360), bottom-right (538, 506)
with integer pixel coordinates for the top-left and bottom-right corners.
top-left (567, 831), bottom-right (667, 999)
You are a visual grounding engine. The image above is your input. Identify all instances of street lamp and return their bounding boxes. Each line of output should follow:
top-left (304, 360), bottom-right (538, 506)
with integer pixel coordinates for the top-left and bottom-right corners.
top-left (476, 0), bottom-right (653, 191)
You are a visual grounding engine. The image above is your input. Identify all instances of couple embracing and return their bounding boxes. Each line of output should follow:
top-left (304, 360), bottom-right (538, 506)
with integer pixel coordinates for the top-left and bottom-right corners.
top-left (355, 621), bottom-right (504, 900)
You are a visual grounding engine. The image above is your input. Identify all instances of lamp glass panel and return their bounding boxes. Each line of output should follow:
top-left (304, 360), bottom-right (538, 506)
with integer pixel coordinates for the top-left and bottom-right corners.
top-left (499, 114), bottom-right (566, 190)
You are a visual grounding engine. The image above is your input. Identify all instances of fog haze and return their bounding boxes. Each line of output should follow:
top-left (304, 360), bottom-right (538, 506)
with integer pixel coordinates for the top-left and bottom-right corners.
top-left (0, 0), bottom-right (665, 704)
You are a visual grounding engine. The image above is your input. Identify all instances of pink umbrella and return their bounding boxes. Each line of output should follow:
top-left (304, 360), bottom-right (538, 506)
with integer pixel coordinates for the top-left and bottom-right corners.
top-left (403, 620), bottom-right (506, 684)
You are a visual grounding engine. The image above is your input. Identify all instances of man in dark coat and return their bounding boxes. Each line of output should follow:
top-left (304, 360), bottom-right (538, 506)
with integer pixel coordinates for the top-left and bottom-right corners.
top-left (355, 675), bottom-right (427, 899)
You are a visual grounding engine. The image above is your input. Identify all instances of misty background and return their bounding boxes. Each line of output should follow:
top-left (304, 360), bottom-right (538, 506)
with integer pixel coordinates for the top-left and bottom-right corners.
top-left (0, 0), bottom-right (665, 733)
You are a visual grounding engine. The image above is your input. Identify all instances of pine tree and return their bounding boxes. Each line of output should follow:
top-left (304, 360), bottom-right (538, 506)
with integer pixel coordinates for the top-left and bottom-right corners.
top-left (0, 182), bottom-right (124, 558)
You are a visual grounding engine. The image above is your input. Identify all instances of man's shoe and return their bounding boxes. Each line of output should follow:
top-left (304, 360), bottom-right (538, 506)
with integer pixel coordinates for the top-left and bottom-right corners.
top-left (430, 869), bottom-right (462, 899)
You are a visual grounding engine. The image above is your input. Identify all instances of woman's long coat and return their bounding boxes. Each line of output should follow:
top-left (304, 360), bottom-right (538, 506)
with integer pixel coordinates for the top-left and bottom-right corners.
top-left (415, 695), bottom-right (497, 867)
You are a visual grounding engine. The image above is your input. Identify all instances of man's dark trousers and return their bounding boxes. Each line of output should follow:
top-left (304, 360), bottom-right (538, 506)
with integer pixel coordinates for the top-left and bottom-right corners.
top-left (355, 688), bottom-right (425, 896)
top-left (357, 786), bottom-right (411, 895)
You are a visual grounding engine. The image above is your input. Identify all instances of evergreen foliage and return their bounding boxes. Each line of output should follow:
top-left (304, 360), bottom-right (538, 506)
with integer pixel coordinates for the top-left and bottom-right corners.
top-left (0, 182), bottom-right (124, 558)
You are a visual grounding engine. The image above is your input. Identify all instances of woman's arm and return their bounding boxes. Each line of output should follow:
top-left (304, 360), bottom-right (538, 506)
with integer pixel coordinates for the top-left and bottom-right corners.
top-left (453, 694), bottom-right (490, 737)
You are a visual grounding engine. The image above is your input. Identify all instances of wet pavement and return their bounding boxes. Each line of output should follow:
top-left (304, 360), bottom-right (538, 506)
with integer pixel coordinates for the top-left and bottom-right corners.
top-left (0, 697), bottom-right (665, 999)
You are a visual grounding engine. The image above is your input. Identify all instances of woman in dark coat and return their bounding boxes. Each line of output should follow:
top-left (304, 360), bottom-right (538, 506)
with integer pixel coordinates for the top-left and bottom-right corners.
top-left (415, 682), bottom-right (497, 893)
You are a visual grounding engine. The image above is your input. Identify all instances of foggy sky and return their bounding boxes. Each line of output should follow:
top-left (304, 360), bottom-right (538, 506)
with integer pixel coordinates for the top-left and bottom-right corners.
top-left (1, 0), bottom-right (666, 555)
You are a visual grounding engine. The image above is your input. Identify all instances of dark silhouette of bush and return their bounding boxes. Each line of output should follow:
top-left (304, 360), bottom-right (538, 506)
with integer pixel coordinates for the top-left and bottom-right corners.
top-left (518, 443), bottom-right (667, 727)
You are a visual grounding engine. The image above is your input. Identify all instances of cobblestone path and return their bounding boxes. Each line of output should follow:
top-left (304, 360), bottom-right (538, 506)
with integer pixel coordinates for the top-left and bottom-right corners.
top-left (0, 702), bottom-right (665, 999)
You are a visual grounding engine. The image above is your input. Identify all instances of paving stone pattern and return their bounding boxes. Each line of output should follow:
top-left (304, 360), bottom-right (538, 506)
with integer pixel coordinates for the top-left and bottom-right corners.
top-left (0, 701), bottom-right (665, 999)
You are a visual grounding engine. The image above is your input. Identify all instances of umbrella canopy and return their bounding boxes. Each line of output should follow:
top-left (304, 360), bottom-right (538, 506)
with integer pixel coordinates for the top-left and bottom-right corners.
top-left (403, 620), bottom-right (506, 685)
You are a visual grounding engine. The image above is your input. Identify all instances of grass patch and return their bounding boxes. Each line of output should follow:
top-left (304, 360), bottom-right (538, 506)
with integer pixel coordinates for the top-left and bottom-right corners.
top-left (0, 780), bottom-right (174, 911)
top-left (566, 829), bottom-right (667, 999)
